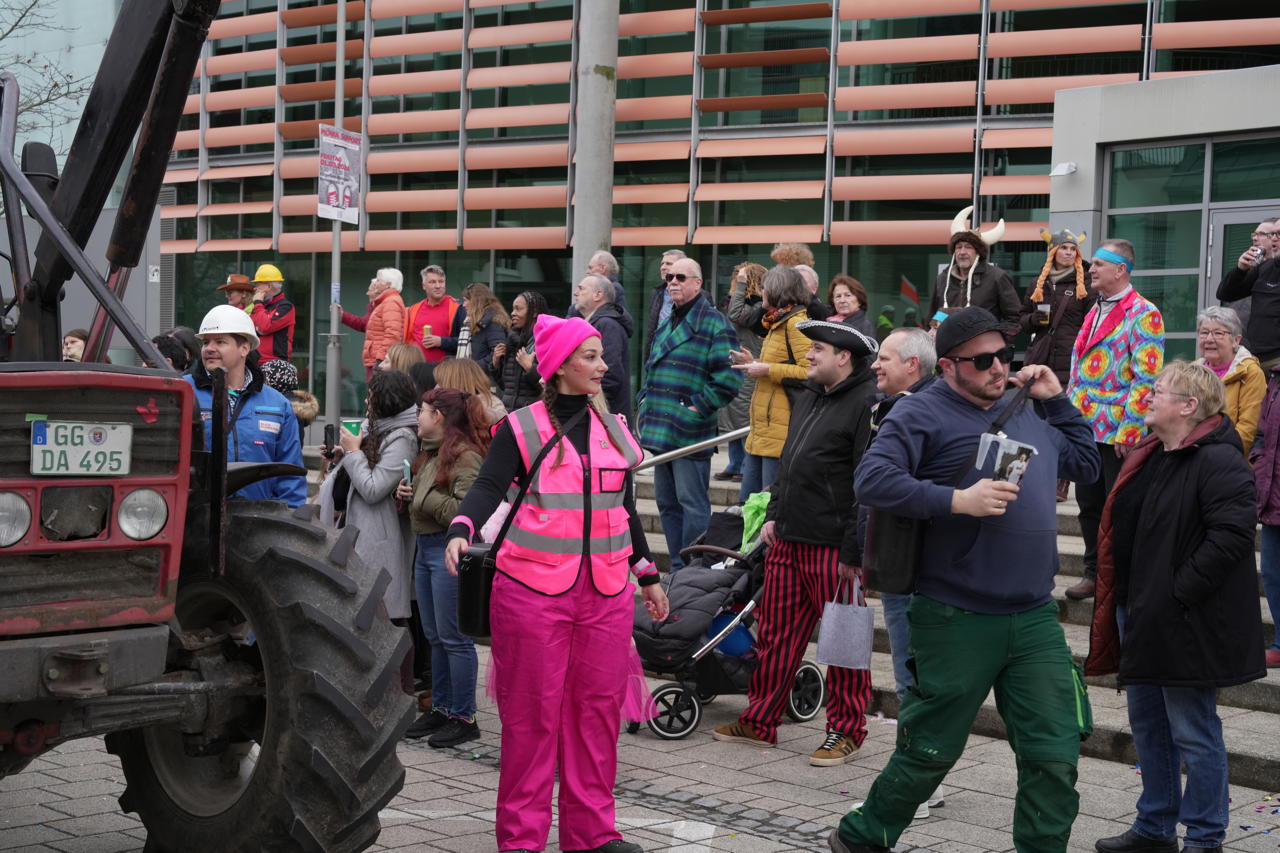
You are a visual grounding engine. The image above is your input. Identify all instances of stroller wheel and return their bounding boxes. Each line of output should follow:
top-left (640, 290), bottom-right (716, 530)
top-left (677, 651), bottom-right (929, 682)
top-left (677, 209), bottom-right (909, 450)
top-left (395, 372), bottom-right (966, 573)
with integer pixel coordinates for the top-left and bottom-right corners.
top-left (645, 684), bottom-right (702, 740)
top-left (786, 661), bottom-right (826, 722)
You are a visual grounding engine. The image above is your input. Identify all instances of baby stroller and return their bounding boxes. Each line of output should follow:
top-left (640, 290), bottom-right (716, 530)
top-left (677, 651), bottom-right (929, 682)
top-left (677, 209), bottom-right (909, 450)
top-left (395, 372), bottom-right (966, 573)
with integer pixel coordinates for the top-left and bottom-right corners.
top-left (630, 510), bottom-right (826, 739)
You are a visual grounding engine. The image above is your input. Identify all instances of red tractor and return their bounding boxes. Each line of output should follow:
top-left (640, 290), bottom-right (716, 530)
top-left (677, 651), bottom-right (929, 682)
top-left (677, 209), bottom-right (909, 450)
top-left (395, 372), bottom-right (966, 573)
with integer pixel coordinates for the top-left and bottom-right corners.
top-left (0, 2), bottom-right (411, 850)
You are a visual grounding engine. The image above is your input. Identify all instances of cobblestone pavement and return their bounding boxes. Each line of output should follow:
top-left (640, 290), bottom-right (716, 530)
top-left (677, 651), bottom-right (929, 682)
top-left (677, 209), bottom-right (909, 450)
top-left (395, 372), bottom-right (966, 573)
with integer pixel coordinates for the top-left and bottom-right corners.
top-left (3, 645), bottom-right (1278, 852)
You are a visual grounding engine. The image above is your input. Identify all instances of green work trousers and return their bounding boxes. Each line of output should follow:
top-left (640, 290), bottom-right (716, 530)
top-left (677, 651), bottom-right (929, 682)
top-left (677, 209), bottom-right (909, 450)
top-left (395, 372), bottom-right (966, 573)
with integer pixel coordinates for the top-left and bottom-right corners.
top-left (837, 596), bottom-right (1085, 852)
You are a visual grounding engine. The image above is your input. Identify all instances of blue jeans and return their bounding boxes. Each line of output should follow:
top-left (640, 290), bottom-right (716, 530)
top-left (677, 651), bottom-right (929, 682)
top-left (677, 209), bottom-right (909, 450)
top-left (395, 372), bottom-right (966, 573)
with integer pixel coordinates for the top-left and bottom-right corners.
top-left (721, 437), bottom-right (745, 476)
top-left (1118, 608), bottom-right (1228, 847)
top-left (414, 532), bottom-right (478, 720)
top-left (1259, 525), bottom-right (1280, 650)
top-left (653, 456), bottom-right (711, 571)
top-left (738, 453), bottom-right (780, 503)
top-left (881, 592), bottom-right (913, 700)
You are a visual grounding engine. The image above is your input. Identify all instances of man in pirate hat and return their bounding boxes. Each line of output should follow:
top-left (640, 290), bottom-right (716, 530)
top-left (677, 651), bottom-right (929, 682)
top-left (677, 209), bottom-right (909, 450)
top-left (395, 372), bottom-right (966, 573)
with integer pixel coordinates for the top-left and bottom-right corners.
top-left (713, 318), bottom-right (879, 768)
top-left (927, 206), bottom-right (1020, 329)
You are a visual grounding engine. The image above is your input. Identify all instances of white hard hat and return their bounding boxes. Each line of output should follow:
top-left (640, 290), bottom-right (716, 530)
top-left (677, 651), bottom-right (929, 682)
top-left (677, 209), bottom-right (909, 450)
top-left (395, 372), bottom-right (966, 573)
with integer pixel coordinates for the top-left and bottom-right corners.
top-left (197, 304), bottom-right (259, 348)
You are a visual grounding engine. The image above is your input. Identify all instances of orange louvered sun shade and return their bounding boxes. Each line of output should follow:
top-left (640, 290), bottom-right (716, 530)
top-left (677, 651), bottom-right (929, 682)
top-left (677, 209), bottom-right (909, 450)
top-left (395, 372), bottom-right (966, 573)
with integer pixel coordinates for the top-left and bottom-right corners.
top-left (279, 232), bottom-right (361, 253)
top-left (1154, 18), bottom-right (1280, 49)
top-left (365, 190), bottom-right (457, 213)
top-left (613, 184), bottom-right (689, 204)
top-left (835, 127), bottom-right (974, 156)
top-left (201, 201), bottom-right (274, 216)
top-left (367, 110), bottom-right (461, 135)
top-left (367, 149), bottom-right (460, 174)
top-left (280, 40), bottom-right (364, 66)
top-left (696, 136), bottom-right (826, 158)
top-left (371, 30), bottom-right (464, 58)
top-left (160, 240), bottom-right (199, 254)
top-left (195, 86), bottom-right (276, 115)
top-left (469, 20), bottom-right (573, 50)
top-left (992, 0), bottom-right (1143, 10)
top-left (983, 127), bottom-right (1053, 148)
top-left (281, 157), bottom-right (318, 179)
top-left (619, 9), bottom-right (696, 37)
top-left (1000, 221), bottom-right (1050, 241)
top-left (280, 1), bottom-right (363, 28)
top-left (205, 49), bottom-right (276, 77)
top-left (365, 229), bottom-right (458, 252)
top-left (700, 48), bottom-right (830, 69)
top-left (279, 118), bottom-right (361, 141)
top-left (611, 226), bottom-right (689, 246)
top-left (980, 174), bottom-right (1051, 196)
top-left (617, 52), bottom-right (695, 80)
top-left (699, 93), bottom-right (827, 113)
top-left (988, 25), bottom-right (1140, 58)
top-left (280, 79), bottom-right (361, 103)
top-left (172, 130), bottom-right (199, 151)
top-left (692, 225), bottom-right (823, 245)
top-left (202, 163), bottom-right (275, 180)
top-left (371, 0), bottom-right (462, 17)
top-left (279, 195), bottom-right (318, 216)
top-left (840, 0), bottom-right (977, 18)
top-left (163, 169), bottom-right (200, 184)
top-left (830, 219), bottom-right (1046, 245)
top-left (986, 73), bottom-right (1136, 105)
top-left (703, 3), bottom-right (832, 25)
top-left (159, 205), bottom-right (198, 219)
top-left (832, 174), bottom-right (971, 201)
top-left (468, 61), bottom-right (571, 89)
top-left (616, 95), bottom-right (692, 122)
top-left (464, 185), bottom-right (566, 210)
top-left (462, 227), bottom-right (566, 250)
top-left (466, 143), bottom-right (568, 170)
top-left (205, 124), bottom-right (276, 148)
top-left (200, 238), bottom-right (274, 252)
top-left (209, 11), bottom-right (276, 40)
top-left (370, 69), bottom-right (463, 96)
top-left (695, 181), bottom-right (824, 202)
top-left (840, 34), bottom-right (976, 66)
top-left (614, 140), bottom-right (689, 162)
top-left (837, 81), bottom-right (976, 111)
top-left (465, 103), bottom-right (569, 130)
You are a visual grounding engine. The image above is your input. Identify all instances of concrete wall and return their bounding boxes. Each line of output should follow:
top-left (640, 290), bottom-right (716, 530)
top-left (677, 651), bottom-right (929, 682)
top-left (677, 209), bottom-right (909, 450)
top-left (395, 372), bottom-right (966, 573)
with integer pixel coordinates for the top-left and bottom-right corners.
top-left (1049, 64), bottom-right (1280, 239)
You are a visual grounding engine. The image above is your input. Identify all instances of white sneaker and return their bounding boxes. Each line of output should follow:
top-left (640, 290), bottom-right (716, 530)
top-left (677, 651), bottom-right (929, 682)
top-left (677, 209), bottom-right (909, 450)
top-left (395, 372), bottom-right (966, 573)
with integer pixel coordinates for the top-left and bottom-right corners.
top-left (851, 790), bottom-right (943, 822)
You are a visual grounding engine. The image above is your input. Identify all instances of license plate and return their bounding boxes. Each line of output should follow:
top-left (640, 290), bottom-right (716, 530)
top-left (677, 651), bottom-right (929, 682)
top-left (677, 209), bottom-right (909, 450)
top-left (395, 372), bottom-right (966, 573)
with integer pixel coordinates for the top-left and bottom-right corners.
top-left (30, 420), bottom-right (133, 476)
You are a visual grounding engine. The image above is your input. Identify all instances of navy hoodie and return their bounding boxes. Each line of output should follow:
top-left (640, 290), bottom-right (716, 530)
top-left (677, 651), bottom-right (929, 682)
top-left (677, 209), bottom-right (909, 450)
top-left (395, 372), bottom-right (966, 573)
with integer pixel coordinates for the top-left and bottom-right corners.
top-left (854, 380), bottom-right (1099, 614)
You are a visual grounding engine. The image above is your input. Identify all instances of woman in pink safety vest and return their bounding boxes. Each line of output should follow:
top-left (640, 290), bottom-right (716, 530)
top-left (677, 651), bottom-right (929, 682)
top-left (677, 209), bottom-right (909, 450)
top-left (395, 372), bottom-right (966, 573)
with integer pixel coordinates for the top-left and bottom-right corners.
top-left (445, 314), bottom-right (670, 853)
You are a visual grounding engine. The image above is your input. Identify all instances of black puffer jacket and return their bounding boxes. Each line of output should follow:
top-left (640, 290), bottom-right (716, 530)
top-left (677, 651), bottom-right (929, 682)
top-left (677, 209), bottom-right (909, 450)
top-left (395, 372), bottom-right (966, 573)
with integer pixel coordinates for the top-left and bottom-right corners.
top-left (765, 366), bottom-right (878, 564)
top-left (586, 301), bottom-right (633, 422)
top-left (1086, 413), bottom-right (1266, 688)
top-left (1016, 264), bottom-right (1094, 383)
top-left (493, 326), bottom-right (542, 411)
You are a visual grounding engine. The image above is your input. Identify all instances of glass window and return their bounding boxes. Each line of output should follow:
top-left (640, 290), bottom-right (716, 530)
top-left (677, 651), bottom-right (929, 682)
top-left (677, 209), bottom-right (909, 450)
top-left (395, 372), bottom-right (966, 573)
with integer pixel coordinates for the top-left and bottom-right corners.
top-left (1108, 144), bottom-right (1205, 208)
top-left (1106, 211), bottom-right (1201, 270)
top-left (1211, 137), bottom-right (1280, 203)
top-left (1132, 273), bottom-right (1200, 335)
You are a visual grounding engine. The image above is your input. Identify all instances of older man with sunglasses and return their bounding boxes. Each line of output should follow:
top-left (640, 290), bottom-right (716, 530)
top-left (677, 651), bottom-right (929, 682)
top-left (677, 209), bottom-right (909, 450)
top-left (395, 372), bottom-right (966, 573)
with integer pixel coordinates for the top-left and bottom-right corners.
top-left (1064, 239), bottom-right (1165, 600)
top-left (829, 306), bottom-right (1100, 853)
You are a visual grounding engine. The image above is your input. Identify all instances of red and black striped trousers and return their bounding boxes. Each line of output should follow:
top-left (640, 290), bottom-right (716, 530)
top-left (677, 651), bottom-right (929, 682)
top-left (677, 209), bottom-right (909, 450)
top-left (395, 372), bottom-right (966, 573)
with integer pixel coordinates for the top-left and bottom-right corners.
top-left (739, 538), bottom-right (872, 744)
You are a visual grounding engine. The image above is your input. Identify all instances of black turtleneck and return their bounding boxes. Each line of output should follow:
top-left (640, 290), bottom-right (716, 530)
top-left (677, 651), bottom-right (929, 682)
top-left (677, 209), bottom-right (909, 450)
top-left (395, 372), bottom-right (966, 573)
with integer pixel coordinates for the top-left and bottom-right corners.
top-left (447, 394), bottom-right (653, 576)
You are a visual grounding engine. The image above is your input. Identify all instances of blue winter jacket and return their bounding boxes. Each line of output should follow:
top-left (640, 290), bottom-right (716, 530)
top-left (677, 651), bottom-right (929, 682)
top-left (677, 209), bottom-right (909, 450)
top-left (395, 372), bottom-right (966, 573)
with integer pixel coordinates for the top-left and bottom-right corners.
top-left (185, 362), bottom-right (308, 507)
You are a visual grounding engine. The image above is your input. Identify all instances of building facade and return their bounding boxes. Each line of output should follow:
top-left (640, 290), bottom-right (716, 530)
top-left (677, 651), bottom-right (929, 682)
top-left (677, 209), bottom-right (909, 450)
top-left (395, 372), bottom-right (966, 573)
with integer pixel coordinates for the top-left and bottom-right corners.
top-left (161, 0), bottom-right (1280, 412)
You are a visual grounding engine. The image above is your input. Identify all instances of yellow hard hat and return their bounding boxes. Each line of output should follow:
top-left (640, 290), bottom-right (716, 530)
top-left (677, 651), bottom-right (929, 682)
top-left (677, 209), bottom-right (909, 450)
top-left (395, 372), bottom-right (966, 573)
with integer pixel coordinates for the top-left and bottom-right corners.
top-left (252, 263), bottom-right (284, 284)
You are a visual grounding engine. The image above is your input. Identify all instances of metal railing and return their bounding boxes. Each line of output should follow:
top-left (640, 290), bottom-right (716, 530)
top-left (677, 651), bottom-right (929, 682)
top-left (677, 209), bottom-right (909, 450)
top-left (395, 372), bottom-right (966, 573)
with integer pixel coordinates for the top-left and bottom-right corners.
top-left (635, 426), bottom-right (749, 473)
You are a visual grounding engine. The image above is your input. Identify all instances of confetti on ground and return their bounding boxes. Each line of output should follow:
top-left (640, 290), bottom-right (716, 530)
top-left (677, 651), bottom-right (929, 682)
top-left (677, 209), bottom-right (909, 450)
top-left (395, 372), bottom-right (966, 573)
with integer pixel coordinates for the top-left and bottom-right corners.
top-left (1242, 825), bottom-right (1255, 830)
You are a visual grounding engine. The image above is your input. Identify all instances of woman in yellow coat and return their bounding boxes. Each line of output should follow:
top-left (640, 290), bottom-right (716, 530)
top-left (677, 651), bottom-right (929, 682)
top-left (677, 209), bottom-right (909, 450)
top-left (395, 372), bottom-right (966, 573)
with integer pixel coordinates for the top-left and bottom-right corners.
top-left (1195, 305), bottom-right (1267, 455)
top-left (731, 264), bottom-right (812, 500)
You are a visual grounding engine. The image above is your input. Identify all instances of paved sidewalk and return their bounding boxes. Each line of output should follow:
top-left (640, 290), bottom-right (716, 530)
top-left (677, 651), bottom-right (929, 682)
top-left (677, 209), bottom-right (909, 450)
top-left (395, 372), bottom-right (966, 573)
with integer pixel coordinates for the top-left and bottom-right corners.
top-left (3, 644), bottom-right (1278, 852)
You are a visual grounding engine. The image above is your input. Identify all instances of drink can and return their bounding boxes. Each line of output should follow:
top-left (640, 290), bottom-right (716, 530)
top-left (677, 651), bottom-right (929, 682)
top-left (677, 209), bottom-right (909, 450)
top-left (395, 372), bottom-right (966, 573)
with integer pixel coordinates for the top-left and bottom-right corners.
top-left (422, 323), bottom-right (432, 345)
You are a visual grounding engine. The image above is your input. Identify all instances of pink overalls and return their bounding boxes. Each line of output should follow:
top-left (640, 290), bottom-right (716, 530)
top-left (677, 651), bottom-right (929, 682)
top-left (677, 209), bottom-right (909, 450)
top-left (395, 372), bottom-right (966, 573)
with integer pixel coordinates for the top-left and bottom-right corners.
top-left (487, 402), bottom-right (644, 851)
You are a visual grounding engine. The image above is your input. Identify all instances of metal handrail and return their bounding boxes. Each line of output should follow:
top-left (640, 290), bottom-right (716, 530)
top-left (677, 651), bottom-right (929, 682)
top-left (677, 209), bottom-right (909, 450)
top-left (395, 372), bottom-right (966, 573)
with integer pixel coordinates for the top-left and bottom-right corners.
top-left (635, 426), bottom-right (749, 472)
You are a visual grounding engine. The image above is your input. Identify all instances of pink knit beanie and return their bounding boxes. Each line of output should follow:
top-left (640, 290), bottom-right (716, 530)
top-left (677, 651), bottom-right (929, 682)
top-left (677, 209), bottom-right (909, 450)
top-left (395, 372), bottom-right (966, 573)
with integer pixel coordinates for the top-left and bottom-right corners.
top-left (533, 314), bottom-right (600, 382)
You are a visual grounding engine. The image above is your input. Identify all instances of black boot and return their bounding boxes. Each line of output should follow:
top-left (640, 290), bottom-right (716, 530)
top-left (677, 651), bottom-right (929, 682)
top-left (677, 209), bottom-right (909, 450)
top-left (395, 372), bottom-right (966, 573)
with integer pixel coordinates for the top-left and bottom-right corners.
top-left (1094, 829), bottom-right (1178, 853)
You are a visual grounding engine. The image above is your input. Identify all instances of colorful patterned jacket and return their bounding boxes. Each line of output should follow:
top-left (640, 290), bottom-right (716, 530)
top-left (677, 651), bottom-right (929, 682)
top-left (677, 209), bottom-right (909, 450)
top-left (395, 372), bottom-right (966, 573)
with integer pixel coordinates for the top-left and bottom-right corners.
top-left (636, 292), bottom-right (740, 457)
top-left (1067, 288), bottom-right (1164, 446)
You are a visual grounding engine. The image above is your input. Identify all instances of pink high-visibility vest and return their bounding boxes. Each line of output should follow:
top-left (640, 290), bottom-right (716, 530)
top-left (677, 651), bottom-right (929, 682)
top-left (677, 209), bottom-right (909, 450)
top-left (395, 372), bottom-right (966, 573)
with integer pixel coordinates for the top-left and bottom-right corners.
top-left (498, 401), bottom-right (644, 596)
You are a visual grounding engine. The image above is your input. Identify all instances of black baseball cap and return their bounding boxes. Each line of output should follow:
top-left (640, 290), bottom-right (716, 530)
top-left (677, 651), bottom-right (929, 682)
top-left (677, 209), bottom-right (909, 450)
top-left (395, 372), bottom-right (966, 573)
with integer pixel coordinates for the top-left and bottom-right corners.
top-left (934, 306), bottom-right (1006, 357)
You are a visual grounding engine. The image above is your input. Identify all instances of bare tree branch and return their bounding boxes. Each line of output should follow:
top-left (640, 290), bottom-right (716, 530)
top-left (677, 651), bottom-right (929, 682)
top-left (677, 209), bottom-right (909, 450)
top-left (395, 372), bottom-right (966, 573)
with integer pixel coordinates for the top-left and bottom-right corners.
top-left (0, 0), bottom-right (95, 155)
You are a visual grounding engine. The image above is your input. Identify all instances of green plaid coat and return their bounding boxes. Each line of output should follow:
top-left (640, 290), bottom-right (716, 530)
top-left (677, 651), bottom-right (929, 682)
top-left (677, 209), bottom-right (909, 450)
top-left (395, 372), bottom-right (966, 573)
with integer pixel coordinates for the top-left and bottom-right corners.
top-left (636, 292), bottom-right (741, 456)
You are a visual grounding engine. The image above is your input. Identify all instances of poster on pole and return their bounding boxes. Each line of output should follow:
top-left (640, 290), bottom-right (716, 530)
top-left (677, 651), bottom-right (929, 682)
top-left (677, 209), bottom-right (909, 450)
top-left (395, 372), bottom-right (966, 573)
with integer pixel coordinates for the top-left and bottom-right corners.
top-left (317, 123), bottom-right (362, 225)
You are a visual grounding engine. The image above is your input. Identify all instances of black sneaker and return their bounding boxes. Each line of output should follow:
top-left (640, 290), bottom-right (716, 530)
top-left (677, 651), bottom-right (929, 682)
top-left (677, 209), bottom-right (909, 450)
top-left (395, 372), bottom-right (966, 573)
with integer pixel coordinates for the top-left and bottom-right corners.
top-left (404, 708), bottom-right (448, 739)
top-left (427, 717), bottom-right (479, 748)
top-left (565, 840), bottom-right (644, 853)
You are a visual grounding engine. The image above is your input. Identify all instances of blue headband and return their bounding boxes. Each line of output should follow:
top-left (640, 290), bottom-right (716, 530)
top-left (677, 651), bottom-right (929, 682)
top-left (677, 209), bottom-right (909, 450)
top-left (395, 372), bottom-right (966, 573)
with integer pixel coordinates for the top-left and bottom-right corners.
top-left (1093, 247), bottom-right (1133, 272)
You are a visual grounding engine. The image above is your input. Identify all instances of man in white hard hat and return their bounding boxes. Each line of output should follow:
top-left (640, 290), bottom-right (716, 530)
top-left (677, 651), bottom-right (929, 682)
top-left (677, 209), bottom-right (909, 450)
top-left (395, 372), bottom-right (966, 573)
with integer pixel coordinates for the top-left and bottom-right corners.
top-left (184, 304), bottom-right (307, 506)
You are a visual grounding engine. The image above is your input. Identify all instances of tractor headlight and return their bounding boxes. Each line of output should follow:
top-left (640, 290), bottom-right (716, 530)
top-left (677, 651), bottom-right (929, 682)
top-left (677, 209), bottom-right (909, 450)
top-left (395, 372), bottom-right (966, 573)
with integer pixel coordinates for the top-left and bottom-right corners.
top-left (0, 491), bottom-right (32, 547)
top-left (117, 489), bottom-right (168, 541)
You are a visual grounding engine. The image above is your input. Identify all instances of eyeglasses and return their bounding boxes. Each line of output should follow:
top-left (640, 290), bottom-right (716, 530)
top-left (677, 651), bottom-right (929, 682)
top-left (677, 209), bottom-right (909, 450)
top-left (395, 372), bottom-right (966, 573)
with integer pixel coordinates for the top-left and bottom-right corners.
top-left (1252, 231), bottom-right (1279, 239)
top-left (664, 273), bottom-right (695, 283)
top-left (1196, 328), bottom-right (1233, 339)
top-left (948, 345), bottom-right (1015, 371)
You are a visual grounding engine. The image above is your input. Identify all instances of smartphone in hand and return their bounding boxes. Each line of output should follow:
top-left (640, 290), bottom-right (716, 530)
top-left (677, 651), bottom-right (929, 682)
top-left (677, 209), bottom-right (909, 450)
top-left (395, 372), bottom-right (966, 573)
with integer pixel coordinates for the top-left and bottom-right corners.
top-left (402, 459), bottom-right (412, 487)
top-left (321, 423), bottom-right (337, 459)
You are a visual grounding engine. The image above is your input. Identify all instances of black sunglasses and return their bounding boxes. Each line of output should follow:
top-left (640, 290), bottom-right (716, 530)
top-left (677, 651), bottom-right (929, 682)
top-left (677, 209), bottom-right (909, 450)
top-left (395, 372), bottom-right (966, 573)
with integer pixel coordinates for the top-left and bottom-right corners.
top-left (664, 273), bottom-right (693, 283)
top-left (949, 345), bottom-right (1015, 371)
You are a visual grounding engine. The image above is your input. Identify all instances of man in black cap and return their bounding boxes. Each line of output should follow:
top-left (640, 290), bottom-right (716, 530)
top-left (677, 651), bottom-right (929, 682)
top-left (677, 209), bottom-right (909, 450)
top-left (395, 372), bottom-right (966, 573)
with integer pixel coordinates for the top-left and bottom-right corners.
top-left (713, 319), bottom-right (880, 768)
top-left (829, 306), bottom-right (1100, 853)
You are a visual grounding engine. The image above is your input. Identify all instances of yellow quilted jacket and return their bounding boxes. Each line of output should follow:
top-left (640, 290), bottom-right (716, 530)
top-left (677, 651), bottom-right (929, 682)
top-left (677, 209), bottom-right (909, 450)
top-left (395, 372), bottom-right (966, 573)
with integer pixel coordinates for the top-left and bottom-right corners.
top-left (744, 308), bottom-right (811, 458)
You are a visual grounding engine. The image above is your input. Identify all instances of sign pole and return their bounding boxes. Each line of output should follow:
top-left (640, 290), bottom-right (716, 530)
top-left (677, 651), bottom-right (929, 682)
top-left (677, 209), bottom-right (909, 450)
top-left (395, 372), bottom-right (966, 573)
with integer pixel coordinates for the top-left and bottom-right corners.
top-left (324, 0), bottom-right (347, 432)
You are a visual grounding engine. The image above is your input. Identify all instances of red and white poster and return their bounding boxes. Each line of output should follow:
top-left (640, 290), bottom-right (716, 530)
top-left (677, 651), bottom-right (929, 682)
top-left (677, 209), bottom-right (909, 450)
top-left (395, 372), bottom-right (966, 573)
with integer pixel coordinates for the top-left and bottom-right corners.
top-left (317, 123), bottom-right (363, 225)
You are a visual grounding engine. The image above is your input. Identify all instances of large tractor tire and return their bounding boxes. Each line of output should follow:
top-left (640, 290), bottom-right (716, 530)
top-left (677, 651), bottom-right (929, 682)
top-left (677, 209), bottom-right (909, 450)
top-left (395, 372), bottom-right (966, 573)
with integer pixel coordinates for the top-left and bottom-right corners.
top-left (106, 501), bottom-right (414, 853)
